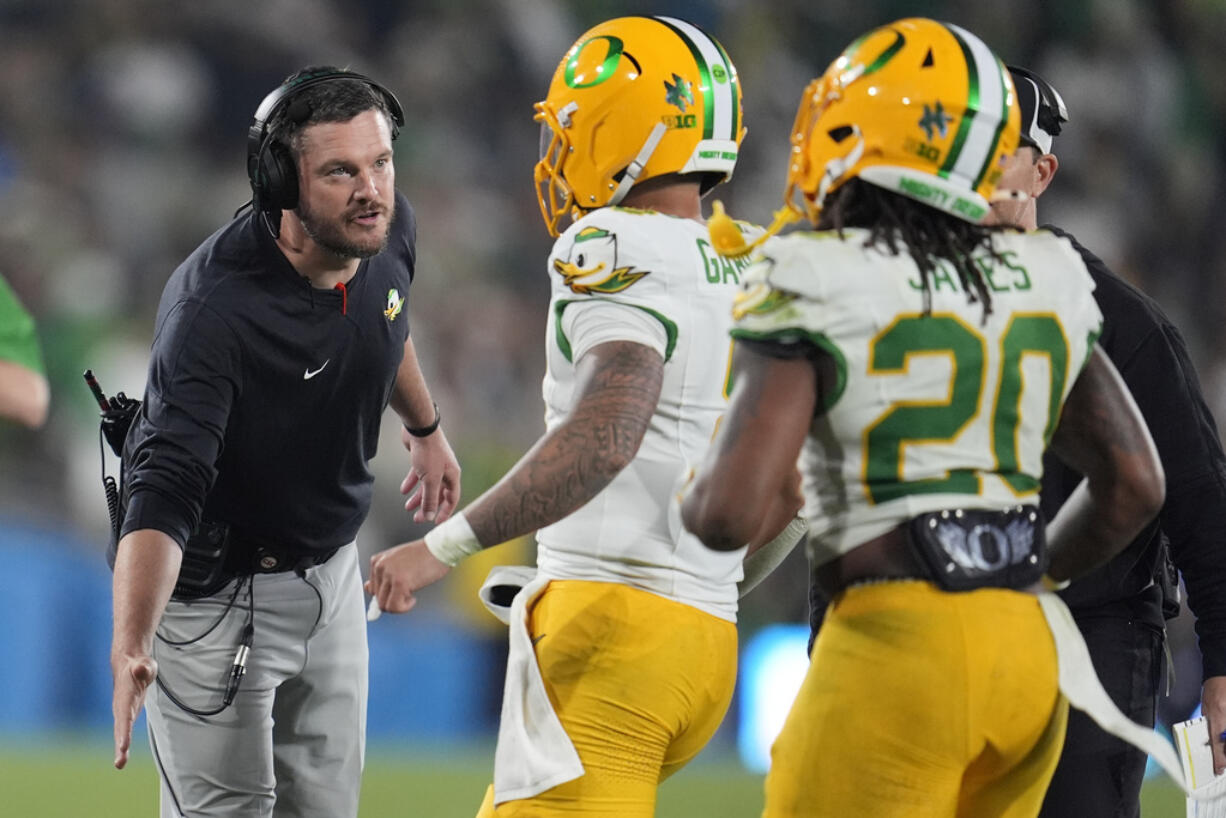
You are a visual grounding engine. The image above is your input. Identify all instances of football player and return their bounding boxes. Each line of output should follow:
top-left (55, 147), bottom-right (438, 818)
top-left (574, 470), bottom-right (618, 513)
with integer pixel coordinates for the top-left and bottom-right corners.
top-left (367, 15), bottom-right (803, 816)
top-left (683, 18), bottom-right (1164, 817)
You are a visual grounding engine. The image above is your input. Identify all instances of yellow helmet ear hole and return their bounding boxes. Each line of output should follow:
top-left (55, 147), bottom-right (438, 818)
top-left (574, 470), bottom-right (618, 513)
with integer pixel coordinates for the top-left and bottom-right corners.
top-left (708, 200), bottom-right (753, 257)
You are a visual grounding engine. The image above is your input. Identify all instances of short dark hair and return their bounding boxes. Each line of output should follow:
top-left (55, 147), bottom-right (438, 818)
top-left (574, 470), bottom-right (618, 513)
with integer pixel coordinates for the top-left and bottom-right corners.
top-left (269, 65), bottom-right (396, 157)
top-left (818, 179), bottom-right (1003, 320)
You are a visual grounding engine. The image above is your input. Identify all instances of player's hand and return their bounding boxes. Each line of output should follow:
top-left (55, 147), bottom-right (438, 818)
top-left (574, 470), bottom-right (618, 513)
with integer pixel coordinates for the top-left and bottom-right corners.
top-left (366, 539), bottom-right (451, 615)
top-left (401, 427), bottom-right (461, 524)
top-left (111, 651), bottom-right (157, 769)
top-left (1203, 675), bottom-right (1226, 775)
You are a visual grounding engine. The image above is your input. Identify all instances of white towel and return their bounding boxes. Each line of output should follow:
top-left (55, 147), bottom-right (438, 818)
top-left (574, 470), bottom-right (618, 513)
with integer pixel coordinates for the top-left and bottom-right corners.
top-left (478, 565), bottom-right (541, 625)
top-left (1038, 592), bottom-right (1226, 804)
top-left (481, 569), bottom-right (585, 805)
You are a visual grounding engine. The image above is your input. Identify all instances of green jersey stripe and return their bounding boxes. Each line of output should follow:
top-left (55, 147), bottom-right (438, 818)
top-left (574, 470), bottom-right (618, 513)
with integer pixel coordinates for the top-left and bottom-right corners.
top-left (554, 298), bottom-right (679, 363)
top-left (730, 326), bottom-right (848, 410)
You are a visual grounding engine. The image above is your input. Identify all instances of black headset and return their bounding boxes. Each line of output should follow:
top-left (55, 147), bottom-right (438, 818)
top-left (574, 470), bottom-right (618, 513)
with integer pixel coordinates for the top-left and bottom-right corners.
top-left (1007, 65), bottom-right (1069, 149)
top-left (245, 68), bottom-right (406, 219)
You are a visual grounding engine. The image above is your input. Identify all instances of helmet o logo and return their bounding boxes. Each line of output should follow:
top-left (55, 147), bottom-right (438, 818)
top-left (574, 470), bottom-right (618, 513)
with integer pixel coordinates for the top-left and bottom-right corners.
top-left (712, 64), bottom-right (727, 84)
top-left (564, 35), bottom-right (625, 89)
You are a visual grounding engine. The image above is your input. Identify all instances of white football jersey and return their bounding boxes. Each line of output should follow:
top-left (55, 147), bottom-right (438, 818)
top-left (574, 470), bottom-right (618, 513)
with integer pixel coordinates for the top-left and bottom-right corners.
top-left (731, 228), bottom-right (1103, 566)
top-left (536, 207), bottom-right (754, 621)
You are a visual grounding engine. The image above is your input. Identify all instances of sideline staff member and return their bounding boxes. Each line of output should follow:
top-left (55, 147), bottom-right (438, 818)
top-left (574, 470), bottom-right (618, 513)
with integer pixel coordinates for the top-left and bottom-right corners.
top-left (110, 67), bottom-right (460, 818)
top-left (989, 65), bottom-right (1226, 818)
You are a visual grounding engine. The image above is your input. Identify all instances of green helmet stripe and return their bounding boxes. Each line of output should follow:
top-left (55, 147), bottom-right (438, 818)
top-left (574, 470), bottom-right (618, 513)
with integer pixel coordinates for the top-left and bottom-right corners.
top-left (655, 16), bottom-right (736, 141)
top-left (863, 28), bottom-right (906, 77)
top-left (940, 23), bottom-right (1008, 190)
top-left (654, 17), bottom-right (713, 138)
top-left (973, 55), bottom-right (1011, 189)
top-left (711, 35), bottom-right (740, 138)
top-left (938, 25), bottom-right (979, 180)
top-left (836, 26), bottom-right (906, 82)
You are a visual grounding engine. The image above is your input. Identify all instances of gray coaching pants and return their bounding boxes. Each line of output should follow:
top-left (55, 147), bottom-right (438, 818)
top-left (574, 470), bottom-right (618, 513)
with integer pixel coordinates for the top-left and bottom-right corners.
top-left (147, 543), bottom-right (367, 818)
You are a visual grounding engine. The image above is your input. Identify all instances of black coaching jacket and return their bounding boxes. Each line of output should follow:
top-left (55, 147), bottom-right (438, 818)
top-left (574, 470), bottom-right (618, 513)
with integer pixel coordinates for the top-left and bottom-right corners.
top-left (1039, 226), bottom-right (1226, 680)
top-left (117, 191), bottom-right (416, 560)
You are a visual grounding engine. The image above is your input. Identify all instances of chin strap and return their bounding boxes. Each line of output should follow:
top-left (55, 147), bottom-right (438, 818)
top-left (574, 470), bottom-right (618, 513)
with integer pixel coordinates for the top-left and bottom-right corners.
top-left (609, 123), bottom-right (668, 207)
top-left (705, 125), bottom-right (866, 260)
top-left (814, 125), bottom-right (864, 207)
top-left (707, 200), bottom-right (801, 259)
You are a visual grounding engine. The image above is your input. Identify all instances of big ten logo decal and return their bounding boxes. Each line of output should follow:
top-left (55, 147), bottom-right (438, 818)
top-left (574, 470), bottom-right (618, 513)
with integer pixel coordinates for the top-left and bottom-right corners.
top-left (697, 238), bottom-right (750, 284)
top-left (662, 113), bottom-right (698, 130)
top-left (903, 136), bottom-right (941, 164)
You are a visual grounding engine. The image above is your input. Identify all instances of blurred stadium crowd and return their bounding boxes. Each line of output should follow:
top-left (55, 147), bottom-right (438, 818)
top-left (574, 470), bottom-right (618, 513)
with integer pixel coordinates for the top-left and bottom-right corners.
top-left (1, 0), bottom-right (1224, 737)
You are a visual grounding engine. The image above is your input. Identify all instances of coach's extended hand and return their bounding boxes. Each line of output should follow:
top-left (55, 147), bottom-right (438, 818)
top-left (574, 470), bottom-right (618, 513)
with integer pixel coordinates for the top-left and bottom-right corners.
top-left (110, 529), bottom-right (181, 770)
top-left (366, 540), bottom-right (451, 615)
top-left (400, 426), bottom-right (461, 524)
top-left (112, 651), bottom-right (157, 769)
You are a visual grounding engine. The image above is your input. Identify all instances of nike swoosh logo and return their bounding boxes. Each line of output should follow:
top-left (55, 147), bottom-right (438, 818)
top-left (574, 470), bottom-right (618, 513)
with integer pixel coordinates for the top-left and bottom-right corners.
top-left (303, 360), bottom-right (330, 380)
top-left (531, 633), bottom-right (545, 646)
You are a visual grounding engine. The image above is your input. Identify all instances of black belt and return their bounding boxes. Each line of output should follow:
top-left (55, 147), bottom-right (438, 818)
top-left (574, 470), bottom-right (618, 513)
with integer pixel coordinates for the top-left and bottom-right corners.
top-left (229, 543), bottom-right (342, 576)
top-left (172, 523), bottom-right (344, 600)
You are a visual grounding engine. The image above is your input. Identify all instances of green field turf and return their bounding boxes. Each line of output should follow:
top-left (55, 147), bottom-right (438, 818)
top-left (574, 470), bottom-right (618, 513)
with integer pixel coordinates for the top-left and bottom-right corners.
top-left (0, 738), bottom-right (1189, 817)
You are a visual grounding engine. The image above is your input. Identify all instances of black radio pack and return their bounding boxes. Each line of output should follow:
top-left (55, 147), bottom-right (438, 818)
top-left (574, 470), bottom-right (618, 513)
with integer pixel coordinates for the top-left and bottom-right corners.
top-left (84, 370), bottom-right (235, 599)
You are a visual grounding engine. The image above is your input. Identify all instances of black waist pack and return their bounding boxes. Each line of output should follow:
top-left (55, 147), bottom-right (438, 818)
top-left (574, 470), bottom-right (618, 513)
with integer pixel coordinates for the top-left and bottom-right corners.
top-left (908, 505), bottom-right (1045, 592)
top-left (87, 372), bottom-right (236, 599)
top-left (173, 519), bottom-right (235, 600)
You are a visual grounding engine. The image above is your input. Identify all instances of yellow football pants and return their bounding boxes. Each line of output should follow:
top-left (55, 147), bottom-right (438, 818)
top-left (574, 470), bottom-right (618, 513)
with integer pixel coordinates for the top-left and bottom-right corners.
top-left (475, 579), bottom-right (738, 818)
top-left (764, 581), bottom-right (1066, 818)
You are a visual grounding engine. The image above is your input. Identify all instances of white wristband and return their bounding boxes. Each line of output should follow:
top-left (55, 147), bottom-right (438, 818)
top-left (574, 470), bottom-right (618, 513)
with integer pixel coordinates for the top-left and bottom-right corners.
top-left (423, 512), bottom-right (482, 567)
top-left (739, 515), bottom-right (809, 598)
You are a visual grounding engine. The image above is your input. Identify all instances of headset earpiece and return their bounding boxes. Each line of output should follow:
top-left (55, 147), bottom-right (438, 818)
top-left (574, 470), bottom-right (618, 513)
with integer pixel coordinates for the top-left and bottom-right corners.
top-left (259, 141), bottom-right (300, 211)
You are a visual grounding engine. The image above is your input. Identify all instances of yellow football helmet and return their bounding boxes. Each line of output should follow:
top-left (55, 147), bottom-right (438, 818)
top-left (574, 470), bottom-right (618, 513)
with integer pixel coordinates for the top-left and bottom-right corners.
top-left (534, 16), bottom-right (746, 237)
top-left (785, 18), bottom-right (1020, 226)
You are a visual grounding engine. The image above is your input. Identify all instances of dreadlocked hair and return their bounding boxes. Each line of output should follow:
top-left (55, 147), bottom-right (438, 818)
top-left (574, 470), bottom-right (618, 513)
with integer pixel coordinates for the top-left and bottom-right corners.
top-left (817, 178), bottom-right (1005, 321)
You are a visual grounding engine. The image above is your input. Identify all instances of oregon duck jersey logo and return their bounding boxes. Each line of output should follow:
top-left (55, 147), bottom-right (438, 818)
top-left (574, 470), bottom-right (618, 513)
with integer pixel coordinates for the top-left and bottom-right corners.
top-left (385, 288), bottom-right (405, 321)
top-left (553, 226), bottom-right (650, 295)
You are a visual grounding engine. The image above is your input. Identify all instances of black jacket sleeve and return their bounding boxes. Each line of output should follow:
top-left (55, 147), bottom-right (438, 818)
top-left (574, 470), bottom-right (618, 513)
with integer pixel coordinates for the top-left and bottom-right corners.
top-left (1138, 323), bottom-right (1226, 679)
top-left (1045, 228), bottom-right (1226, 679)
top-left (120, 299), bottom-right (243, 549)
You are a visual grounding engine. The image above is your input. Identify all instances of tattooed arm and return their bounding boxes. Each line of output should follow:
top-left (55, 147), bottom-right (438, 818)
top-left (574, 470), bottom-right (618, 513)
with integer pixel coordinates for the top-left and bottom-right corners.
top-left (1044, 346), bottom-right (1165, 582)
top-left (464, 340), bottom-right (664, 546)
top-left (683, 342), bottom-right (820, 552)
top-left (366, 341), bottom-right (663, 614)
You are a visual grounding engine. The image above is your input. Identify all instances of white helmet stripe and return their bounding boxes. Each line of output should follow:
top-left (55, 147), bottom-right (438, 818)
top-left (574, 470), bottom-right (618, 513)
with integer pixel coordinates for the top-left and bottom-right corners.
top-left (656, 16), bottom-right (736, 141)
top-left (944, 23), bottom-right (1008, 189)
